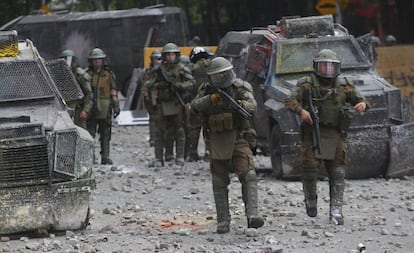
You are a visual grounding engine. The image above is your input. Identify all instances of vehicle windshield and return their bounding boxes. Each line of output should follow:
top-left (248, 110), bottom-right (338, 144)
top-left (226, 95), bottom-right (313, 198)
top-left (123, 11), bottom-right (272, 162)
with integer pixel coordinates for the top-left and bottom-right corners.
top-left (275, 37), bottom-right (370, 74)
top-left (0, 59), bottom-right (54, 103)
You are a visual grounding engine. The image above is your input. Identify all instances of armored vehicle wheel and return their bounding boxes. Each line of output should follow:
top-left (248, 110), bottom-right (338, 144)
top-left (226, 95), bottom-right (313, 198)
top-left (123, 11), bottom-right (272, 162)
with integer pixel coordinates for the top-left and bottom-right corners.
top-left (270, 124), bottom-right (283, 179)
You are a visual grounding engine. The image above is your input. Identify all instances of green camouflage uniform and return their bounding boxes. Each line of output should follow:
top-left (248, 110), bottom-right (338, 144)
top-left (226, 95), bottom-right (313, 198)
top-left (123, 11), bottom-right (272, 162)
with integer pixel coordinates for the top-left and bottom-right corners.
top-left (86, 67), bottom-right (119, 164)
top-left (191, 77), bottom-right (264, 233)
top-left (140, 67), bottom-right (159, 146)
top-left (185, 58), bottom-right (210, 161)
top-left (284, 73), bottom-right (369, 224)
top-left (149, 62), bottom-right (194, 165)
top-left (72, 67), bottom-right (93, 129)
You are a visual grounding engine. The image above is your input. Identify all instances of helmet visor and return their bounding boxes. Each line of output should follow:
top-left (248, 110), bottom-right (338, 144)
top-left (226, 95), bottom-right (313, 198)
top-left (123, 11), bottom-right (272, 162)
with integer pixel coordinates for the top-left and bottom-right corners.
top-left (314, 61), bottom-right (341, 78)
top-left (209, 70), bottom-right (235, 88)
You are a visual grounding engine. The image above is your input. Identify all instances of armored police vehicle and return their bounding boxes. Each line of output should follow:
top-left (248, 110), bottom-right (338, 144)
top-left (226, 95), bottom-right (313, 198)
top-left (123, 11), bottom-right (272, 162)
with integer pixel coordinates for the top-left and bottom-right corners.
top-left (0, 31), bottom-right (94, 235)
top-left (215, 15), bottom-right (414, 179)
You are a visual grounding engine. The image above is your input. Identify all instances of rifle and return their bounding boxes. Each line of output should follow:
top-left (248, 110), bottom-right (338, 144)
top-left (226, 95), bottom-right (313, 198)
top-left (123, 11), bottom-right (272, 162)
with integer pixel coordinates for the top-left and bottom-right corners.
top-left (157, 67), bottom-right (185, 106)
top-left (302, 88), bottom-right (321, 154)
top-left (207, 84), bottom-right (252, 119)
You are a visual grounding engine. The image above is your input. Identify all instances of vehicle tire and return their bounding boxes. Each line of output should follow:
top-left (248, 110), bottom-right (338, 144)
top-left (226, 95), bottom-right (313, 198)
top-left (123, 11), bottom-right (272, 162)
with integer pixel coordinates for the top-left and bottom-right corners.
top-left (270, 124), bottom-right (283, 179)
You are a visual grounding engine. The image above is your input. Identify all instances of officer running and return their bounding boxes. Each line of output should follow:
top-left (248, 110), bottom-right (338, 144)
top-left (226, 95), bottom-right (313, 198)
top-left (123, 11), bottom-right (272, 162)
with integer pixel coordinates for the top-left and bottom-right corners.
top-left (59, 49), bottom-right (93, 130)
top-left (86, 47), bottom-right (120, 165)
top-left (284, 49), bottom-right (369, 225)
top-left (191, 57), bottom-right (264, 233)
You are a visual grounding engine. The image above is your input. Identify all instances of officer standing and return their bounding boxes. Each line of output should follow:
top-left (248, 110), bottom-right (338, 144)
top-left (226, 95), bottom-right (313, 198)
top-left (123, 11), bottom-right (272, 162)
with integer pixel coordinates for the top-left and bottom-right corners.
top-left (284, 49), bottom-right (369, 225)
top-left (185, 47), bottom-right (214, 161)
top-left (59, 49), bottom-right (93, 129)
top-left (141, 50), bottom-right (162, 147)
top-left (191, 57), bottom-right (264, 234)
top-left (86, 47), bottom-right (120, 165)
top-left (149, 43), bottom-right (194, 167)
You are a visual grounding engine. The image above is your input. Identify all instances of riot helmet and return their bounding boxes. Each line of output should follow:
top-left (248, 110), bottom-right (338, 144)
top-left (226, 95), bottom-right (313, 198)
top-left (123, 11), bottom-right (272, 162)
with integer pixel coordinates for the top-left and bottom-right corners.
top-left (150, 50), bottom-right (162, 67)
top-left (189, 46), bottom-right (213, 64)
top-left (313, 49), bottom-right (341, 78)
top-left (60, 49), bottom-right (76, 66)
top-left (161, 43), bottom-right (180, 63)
top-left (179, 55), bottom-right (190, 66)
top-left (207, 57), bottom-right (235, 88)
top-left (88, 47), bottom-right (106, 60)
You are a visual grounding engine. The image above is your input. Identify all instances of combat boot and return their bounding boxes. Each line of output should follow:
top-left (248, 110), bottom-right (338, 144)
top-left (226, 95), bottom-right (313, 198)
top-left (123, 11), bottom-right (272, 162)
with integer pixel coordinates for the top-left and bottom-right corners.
top-left (329, 166), bottom-right (345, 225)
top-left (149, 159), bottom-right (163, 167)
top-left (242, 170), bottom-right (264, 229)
top-left (101, 157), bottom-right (113, 165)
top-left (302, 167), bottom-right (318, 217)
top-left (175, 127), bottom-right (186, 165)
top-left (329, 181), bottom-right (345, 225)
top-left (175, 158), bottom-right (185, 167)
top-left (186, 153), bottom-right (200, 162)
top-left (212, 175), bottom-right (230, 234)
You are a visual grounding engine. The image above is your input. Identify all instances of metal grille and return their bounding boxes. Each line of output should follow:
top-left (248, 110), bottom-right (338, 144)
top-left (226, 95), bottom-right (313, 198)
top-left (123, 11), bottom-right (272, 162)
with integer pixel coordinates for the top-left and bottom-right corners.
top-left (0, 31), bottom-right (18, 57)
top-left (0, 124), bottom-right (43, 140)
top-left (0, 60), bottom-right (54, 102)
top-left (54, 130), bottom-right (77, 176)
top-left (45, 59), bottom-right (84, 102)
top-left (0, 136), bottom-right (49, 188)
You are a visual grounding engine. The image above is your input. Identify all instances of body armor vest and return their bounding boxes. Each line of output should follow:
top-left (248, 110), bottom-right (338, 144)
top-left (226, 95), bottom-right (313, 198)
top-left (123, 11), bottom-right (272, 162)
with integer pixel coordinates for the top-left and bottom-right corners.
top-left (312, 78), bottom-right (343, 127)
top-left (88, 68), bottom-right (113, 119)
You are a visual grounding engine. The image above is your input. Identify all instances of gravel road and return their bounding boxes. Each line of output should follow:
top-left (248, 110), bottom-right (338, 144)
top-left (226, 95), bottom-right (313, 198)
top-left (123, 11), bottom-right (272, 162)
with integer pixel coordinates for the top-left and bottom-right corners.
top-left (1, 125), bottom-right (413, 253)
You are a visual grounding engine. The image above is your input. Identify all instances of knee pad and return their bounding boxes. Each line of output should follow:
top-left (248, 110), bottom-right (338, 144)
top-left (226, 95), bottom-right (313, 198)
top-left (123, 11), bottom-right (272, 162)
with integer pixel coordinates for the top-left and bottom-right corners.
top-left (242, 170), bottom-right (257, 184)
top-left (329, 166), bottom-right (345, 180)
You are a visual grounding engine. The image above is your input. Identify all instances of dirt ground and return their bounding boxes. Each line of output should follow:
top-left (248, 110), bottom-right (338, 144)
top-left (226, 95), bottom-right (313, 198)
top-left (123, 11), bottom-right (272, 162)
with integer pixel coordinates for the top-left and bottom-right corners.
top-left (1, 125), bottom-right (414, 253)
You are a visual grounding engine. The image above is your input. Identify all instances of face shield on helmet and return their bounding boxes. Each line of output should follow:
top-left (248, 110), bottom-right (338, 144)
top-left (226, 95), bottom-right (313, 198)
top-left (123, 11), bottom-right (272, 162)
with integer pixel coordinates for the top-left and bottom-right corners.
top-left (313, 49), bottom-right (341, 78)
top-left (314, 61), bottom-right (341, 78)
top-left (207, 57), bottom-right (235, 88)
top-left (209, 69), bottom-right (236, 89)
top-left (150, 50), bottom-right (162, 66)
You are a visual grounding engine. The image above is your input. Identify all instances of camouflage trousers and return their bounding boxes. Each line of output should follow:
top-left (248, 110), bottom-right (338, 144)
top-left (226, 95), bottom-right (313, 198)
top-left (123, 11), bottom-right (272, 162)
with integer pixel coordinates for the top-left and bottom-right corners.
top-left (87, 118), bottom-right (112, 161)
top-left (210, 139), bottom-right (255, 182)
top-left (300, 127), bottom-right (346, 171)
top-left (185, 126), bottom-right (201, 159)
top-left (154, 110), bottom-right (185, 162)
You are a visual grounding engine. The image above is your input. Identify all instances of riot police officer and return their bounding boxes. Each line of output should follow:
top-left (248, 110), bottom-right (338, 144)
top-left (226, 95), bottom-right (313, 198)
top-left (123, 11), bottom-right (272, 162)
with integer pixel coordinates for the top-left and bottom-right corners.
top-left (149, 43), bottom-right (194, 167)
top-left (141, 50), bottom-right (162, 146)
top-left (185, 47), bottom-right (214, 161)
top-left (60, 49), bottom-right (93, 129)
top-left (86, 47), bottom-right (120, 165)
top-left (191, 57), bottom-right (264, 233)
top-left (284, 49), bottom-right (369, 225)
